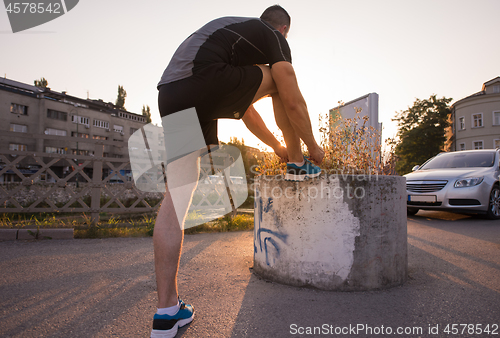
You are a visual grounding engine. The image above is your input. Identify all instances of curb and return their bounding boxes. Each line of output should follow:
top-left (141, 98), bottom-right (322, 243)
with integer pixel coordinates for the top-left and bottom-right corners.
top-left (0, 229), bottom-right (18, 241)
top-left (0, 228), bottom-right (74, 241)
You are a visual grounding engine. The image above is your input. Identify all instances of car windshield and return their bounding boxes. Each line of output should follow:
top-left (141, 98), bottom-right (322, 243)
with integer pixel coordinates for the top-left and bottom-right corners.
top-left (420, 152), bottom-right (496, 169)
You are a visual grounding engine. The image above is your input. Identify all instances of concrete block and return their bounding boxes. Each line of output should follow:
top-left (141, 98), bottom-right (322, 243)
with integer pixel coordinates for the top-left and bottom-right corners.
top-left (0, 229), bottom-right (18, 241)
top-left (253, 175), bottom-right (407, 291)
top-left (17, 228), bottom-right (74, 240)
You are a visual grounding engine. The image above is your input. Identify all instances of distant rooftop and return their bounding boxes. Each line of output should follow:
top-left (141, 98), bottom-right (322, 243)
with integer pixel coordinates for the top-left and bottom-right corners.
top-left (482, 76), bottom-right (500, 90)
top-left (0, 77), bottom-right (144, 119)
top-left (0, 77), bottom-right (41, 93)
top-left (452, 76), bottom-right (500, 107)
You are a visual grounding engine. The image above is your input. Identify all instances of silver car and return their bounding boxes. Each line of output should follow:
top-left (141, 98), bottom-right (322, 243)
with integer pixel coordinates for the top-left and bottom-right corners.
top-left (404, 149), bottom-right (500, 219)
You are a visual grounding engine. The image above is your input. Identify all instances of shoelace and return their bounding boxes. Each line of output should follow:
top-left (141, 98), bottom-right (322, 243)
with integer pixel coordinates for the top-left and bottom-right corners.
top-left (178, 298), bottom-right (185, 309)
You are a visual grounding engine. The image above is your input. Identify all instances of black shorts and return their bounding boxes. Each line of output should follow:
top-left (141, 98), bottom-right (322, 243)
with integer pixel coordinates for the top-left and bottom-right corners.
top-left (158, 63), bottom-right (263, 145)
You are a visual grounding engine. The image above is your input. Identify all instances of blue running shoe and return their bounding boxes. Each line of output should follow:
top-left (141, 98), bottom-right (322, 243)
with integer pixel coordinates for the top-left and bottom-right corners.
top-left (150, 299), bottom-right (194, 338)
top-left (285, 157), bottom-right (321, 181)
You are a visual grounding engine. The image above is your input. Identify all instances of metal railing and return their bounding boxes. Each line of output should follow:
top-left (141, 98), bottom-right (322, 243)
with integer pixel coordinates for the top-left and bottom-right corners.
top-left (0, 133), bottom-right (237, 225)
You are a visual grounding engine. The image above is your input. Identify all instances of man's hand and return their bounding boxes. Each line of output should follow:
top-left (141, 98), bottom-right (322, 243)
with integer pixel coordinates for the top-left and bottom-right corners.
top-left (308, 145), bottom-right (325, 165)
top-left (273, 145), bottom-right (288, 163)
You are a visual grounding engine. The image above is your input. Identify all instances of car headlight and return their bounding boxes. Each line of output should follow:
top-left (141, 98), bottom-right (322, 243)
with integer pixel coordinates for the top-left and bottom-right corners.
top-left (454, 176), bottom-right (484, 188)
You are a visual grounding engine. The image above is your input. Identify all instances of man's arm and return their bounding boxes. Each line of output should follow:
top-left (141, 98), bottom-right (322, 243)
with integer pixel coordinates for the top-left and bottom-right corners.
top-left (270, 61), bottom-right (324, 164)
top-left (242, 105), bottom-right (288, 161)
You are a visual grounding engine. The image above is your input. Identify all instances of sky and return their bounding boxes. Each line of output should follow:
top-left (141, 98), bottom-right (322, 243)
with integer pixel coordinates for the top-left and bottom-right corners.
top-left (1, 0), bottom-right (499, 151)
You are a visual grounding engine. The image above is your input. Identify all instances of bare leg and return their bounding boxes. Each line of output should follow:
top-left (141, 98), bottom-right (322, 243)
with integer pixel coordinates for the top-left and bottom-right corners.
top-left (154, 189), bottom-right (183, 308)
top-left (272, 93), bottom-right (303, 163)
top-left (154, 151), bottom-right (200, 308)
top-left (250, 65), bottom-right (304, 163)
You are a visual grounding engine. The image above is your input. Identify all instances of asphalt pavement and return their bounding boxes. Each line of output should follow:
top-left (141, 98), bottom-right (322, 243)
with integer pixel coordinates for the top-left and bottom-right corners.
top-left (0, 210), bottom-right (499, 338)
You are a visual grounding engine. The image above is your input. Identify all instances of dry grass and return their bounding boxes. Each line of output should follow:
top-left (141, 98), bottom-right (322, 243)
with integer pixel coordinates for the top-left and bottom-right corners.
top-left (1, 211), bottom-right (254, 238)
top-left (184, 213), bottom-right (254, 234)
top-left (255, 107), bottom-right (397, 176)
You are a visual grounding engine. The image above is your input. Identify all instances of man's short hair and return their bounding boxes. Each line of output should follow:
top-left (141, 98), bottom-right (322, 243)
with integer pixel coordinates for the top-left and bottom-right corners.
top-left (260, 5), bottom-right (291, 30)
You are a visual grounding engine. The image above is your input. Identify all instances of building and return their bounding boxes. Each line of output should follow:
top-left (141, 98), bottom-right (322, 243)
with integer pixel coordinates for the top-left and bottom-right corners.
top-left (329, 93), bottom-right (382, 151)
top-left (330, 93), bottom-right (381, 131)
top-left (0, 77), bottom-right (148, 182)
top-left (448, 77), bottom-right (500, 151)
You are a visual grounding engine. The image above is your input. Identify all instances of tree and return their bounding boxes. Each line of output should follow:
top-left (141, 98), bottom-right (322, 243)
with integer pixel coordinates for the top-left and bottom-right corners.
top-left (142, 105), bottom-right (152, 123)
top-left (34, 77), bottom-right (48, 88)
top-left (115, 85), bottom-right (127, 109)
top-left (393, 95), bottom-right (452, 175)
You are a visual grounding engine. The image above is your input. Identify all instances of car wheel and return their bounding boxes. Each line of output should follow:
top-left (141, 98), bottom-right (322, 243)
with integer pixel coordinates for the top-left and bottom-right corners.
top-left (486, 185), bottom-right (500, 220)
top-left (407, 207), bottom-right (419, 216)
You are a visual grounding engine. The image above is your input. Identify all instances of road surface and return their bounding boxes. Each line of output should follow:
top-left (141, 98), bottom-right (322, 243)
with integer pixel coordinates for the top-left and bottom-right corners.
top-left (0, 210), bottom-right (499, 337)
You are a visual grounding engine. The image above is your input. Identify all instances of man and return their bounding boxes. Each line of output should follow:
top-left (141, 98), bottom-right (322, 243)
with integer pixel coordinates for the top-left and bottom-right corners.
top-left (151, 5), bottom-right (325, 338)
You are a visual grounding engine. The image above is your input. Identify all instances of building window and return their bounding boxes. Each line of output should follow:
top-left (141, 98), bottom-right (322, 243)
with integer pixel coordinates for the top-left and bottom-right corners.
top-left (10, 103), bottom-right (28, 115)
top-left (472, 113), bottom-right (483, 128)
top-left (458, 117), bottom-right (465, 130)
top-left (459, 143), bottom-right (466, 151)
top-left (92, 135), bottom-right (108, 140)
top-left (130, 127), bottom-right (138, 134)
top-left (72, 149), bottom-right (94, 156)
top-left (45, 128), bottom-right (67, 136)
top-left (114, 125), bottom-right (124, 133)
top-left (47, 109), bottom-right (67, 121)
top-left (72, 115), bottom-right (89, 126)
top-left (9, 143), bottom-right (27, 151)
top-left (493, 85), bottom-right (500, 94)
top-left (93, 119), bottom-right (110, 129)
top-left (45, 146), bottom-right (66, 154)
top-left (494, 139), bottom-right (500, 149)
top-left (10, 124), bottom-right (27, 133)
top-left (493, 111), bottom-right (500, 126)
top-left (473, 141), bottom-right (484, 150)
top-left (71, 131), bottom-right (89, 138)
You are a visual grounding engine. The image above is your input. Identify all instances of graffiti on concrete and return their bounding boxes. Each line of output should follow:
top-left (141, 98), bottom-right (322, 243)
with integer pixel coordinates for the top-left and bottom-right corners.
top-left (254, 195), bottom-right (288, 266)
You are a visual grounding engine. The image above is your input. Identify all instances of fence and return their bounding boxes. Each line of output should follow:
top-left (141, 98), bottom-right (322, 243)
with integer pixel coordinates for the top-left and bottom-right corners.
top-left (0, 132), bottom-right (239, 225)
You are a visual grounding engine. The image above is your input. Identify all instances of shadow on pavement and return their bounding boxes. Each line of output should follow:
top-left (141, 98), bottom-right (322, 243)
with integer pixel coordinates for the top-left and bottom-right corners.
top-left (408, 210), bottom-right (500, 244)
top-left (228, 222), bottom-right (500, 338)
top-left (0, 238), bottom-right (156, 338)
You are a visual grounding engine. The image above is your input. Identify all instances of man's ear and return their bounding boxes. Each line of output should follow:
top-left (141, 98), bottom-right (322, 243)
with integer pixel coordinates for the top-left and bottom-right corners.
top-left (278, 25), bottom-right (288, 37)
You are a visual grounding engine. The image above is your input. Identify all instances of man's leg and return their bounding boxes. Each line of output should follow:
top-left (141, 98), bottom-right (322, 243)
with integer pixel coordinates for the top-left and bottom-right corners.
top-left (154, 151), bottom-right (200, 308)
top-left (153, 188), bottom-right (183, 309)
top-left (251, 65), bottom-right (304, 163)
top-left (271, 93), bottom-right (303, 163)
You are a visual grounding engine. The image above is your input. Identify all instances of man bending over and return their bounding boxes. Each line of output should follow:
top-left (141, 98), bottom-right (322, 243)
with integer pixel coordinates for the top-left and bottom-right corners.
top-left (151, 5), bottom-right (325, 338)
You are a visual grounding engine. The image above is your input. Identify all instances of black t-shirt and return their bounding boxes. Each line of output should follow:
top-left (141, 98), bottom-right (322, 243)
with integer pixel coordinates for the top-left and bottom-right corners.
top-left (158, 16), bottom-right (292, 87)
